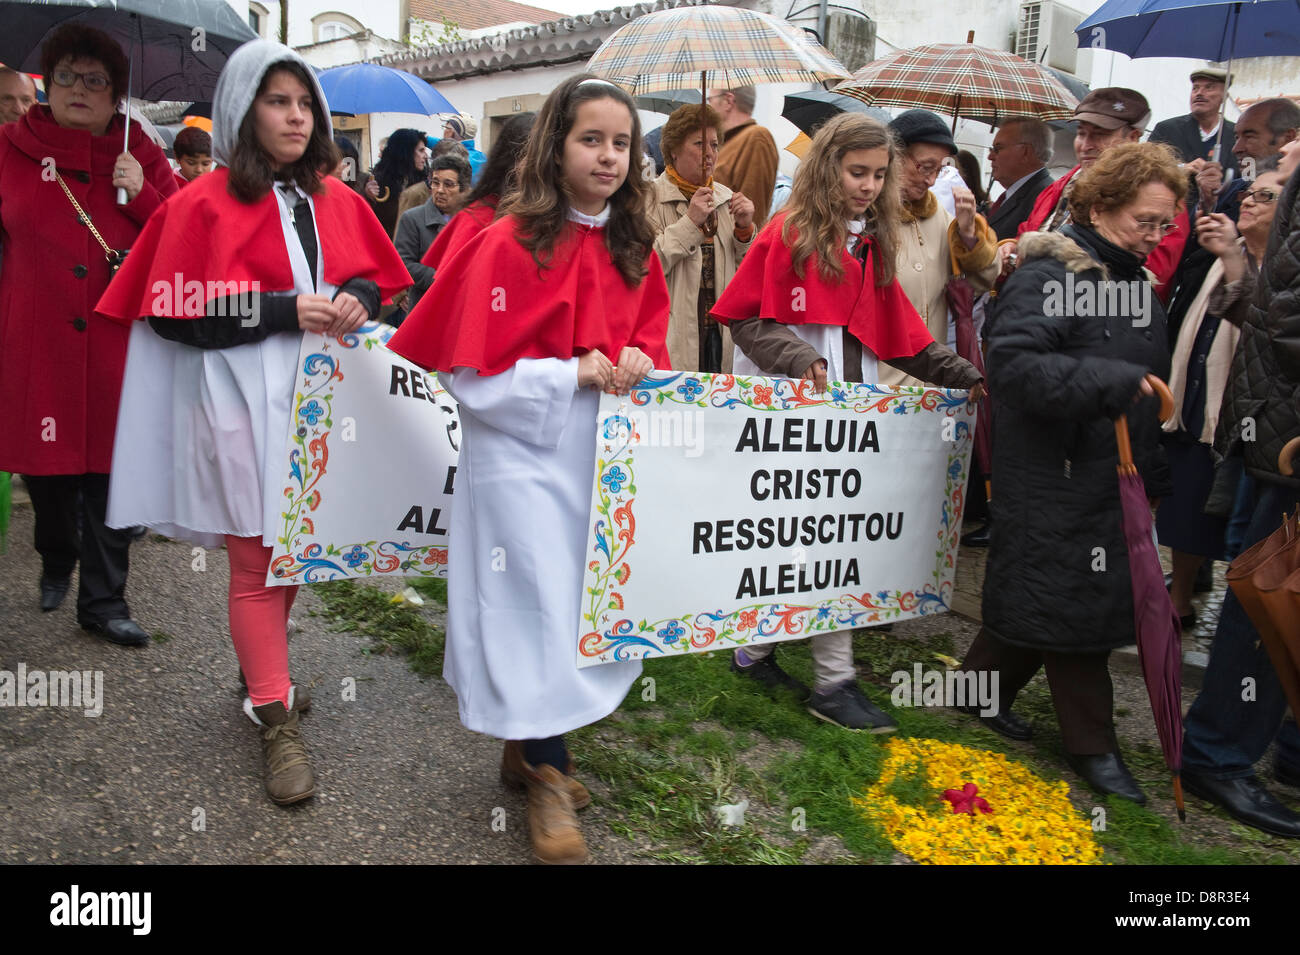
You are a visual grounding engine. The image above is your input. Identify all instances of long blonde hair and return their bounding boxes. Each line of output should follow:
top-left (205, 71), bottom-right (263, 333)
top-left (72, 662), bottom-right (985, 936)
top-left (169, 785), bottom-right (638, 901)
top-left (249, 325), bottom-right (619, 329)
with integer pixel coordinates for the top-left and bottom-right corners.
top-left (782, 113), bottom-right (900, 285)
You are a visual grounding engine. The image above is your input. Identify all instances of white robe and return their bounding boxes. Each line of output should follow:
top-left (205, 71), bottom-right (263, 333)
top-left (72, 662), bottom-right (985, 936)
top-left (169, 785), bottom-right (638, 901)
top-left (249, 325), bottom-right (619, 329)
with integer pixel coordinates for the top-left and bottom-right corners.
top-left (107, 182), bottom-right (334, 548)
top-left (440, 358), bottom-right (641, 739)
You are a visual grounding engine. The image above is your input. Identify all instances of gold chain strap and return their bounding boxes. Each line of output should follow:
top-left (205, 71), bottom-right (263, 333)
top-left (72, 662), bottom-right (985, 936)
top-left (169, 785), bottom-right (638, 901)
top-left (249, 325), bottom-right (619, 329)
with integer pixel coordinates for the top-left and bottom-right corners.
top-left (55, 172), bottom-right (116, 260)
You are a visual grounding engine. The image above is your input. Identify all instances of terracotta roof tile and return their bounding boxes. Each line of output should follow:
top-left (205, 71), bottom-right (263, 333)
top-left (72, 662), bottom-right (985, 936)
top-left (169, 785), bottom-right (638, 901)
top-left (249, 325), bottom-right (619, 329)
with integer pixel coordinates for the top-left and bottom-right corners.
top-left (410, 0), bottom-right (566, 32)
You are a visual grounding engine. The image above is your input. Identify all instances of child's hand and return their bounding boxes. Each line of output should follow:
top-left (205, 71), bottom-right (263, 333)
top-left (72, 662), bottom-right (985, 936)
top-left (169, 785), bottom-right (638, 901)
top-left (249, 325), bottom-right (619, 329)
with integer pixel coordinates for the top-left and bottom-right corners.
top-left (578, 349), bottom-right (615, 391)
top-left (297, 294), bottom-right (340, 333)
top-left (329, 292), bottom-right (369, 335)
top-left (968, 381), bottom-right (987, 404)
top-left (611, 347), bottom-right (654, 395)
top-left (802, 359), bottom-right (827, 394)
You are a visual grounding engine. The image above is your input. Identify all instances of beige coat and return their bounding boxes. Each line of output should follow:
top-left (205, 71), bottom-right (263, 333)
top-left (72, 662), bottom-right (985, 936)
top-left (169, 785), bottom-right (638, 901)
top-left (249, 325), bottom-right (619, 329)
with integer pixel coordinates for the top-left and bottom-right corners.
top-left (646, 173), bottom-right (753, 373)
top-left (881, 202), bottom-right (998, 388)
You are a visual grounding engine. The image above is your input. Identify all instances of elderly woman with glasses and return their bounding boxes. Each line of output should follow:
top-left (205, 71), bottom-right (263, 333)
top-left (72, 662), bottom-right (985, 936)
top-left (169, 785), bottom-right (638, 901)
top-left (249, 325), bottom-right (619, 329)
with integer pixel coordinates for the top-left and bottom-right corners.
top-left (882, 110), bottom-right (999, 389)
top-left (0, 23), bottom-right (176, 644)
top-left (1157, 158), bottom-right (1289, 624)
top-left (645, 103), bottom-right (755, 372)
top-left (957, 142), bottom-right (1186, 805)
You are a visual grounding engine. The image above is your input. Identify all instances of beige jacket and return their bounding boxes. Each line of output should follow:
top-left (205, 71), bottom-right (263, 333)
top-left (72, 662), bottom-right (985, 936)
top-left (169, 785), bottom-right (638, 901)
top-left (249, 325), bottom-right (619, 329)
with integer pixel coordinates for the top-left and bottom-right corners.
top-left (882, 201), bottom-right (998, 388)
top-left (646, 173), bottom-right (753, 373)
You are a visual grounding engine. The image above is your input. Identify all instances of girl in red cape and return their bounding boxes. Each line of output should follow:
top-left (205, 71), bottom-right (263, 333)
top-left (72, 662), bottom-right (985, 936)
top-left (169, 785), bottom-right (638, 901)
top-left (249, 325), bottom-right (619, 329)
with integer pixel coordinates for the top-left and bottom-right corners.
top-left (95, 40), bottom-right (410, 807)
top-left (711, 112), bottom-right (985, 732)
top-left (387, 74), bottom-right (669, 865)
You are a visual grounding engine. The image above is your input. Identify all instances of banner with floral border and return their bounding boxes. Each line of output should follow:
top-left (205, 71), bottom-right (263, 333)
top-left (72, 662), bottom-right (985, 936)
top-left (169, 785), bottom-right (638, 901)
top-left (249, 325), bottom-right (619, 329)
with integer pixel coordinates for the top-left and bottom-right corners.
top-left (266, 322), bottom-right (460, 586)
top-left (578, 373), bottom-right (975, 667)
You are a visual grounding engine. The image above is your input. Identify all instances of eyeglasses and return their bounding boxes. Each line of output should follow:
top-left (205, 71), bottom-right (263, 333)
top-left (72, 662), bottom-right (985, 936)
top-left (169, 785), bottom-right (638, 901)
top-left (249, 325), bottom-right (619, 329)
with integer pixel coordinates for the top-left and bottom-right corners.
top-left (907, 155), bottom-right (943, 177)
top-left (1128, 215), bottom-right (1176, 236)
top-left (988, 142), bottom-right (1028, 154)
top-left (50, 69), bottom-right (111, 92)
top-left (1239, 187), bottom-right (1281, 205)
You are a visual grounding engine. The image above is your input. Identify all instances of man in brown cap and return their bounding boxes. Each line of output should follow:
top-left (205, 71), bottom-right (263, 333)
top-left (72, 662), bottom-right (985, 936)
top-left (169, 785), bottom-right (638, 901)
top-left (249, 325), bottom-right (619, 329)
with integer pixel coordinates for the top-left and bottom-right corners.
top-left (1151, 67), bottom-right (1237, 173)
top-left (1010, 87), bottom-right (1188, 300)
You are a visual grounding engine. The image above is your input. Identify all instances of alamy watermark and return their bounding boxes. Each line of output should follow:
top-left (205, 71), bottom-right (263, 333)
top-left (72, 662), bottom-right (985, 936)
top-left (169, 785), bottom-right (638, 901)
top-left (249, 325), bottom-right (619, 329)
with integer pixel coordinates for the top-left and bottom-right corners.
top-left (1043, 274), bottom-right (1150, 325)
top-left (150, 275), bottom-right (262, 327)
top-left (0, 664), bottom-right (103, 717)
top-left (602, 408), bottom-right (705, 458)
top-left (890, 664), bottom-right (999, 716)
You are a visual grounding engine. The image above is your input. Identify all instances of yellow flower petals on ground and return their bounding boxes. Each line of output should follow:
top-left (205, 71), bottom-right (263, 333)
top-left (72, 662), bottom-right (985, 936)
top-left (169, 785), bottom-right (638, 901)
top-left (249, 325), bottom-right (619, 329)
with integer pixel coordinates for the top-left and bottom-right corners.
top-left (854, 737), bottom-right (1102, 865)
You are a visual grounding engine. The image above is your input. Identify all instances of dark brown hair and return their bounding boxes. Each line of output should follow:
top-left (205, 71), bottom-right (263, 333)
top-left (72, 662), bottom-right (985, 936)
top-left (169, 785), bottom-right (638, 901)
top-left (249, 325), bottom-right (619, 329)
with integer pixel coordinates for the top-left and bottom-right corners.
top-left (499, 74), bottom-right (653, 288)
top-left (41, 24), bottom-right (129, 102)
top-left (1069, 141), bottom-right (1188, 225)
top-left (227, 61), bottom-right (339, 203)
top-left (173, 126), bottom-right (211, 158)
top-left (659, 104), bottom-right (723, 171)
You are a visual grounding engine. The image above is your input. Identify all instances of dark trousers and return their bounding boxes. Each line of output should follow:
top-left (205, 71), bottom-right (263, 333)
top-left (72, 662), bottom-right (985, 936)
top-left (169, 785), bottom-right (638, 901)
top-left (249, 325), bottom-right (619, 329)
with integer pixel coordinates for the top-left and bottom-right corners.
top-left (1183, 480), bottom-right (1300, 778)
top-left (23, 473), bottom-right (132, 624)
top-left (962, 626), bottom-right (1116, 754)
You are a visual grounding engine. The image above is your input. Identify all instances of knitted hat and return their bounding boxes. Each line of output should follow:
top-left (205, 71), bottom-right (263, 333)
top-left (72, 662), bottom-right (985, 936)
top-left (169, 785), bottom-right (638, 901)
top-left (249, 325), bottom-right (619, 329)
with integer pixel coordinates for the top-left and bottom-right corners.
top-left (888, 109), bottom-right (957, 154)
top-left (443, 113), bottom-right (477, 140)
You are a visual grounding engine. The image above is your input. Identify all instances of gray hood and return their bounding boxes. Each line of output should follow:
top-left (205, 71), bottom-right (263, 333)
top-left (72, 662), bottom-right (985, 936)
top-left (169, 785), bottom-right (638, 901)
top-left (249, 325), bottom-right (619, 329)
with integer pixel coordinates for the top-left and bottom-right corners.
top-left (211, 39), bottom-right (330, 167)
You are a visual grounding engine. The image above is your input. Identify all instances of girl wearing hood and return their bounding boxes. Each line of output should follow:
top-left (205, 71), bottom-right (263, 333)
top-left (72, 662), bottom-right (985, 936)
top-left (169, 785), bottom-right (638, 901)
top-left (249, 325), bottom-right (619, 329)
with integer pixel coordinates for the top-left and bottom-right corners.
top-left (96, 41), bottom-right (410, 806)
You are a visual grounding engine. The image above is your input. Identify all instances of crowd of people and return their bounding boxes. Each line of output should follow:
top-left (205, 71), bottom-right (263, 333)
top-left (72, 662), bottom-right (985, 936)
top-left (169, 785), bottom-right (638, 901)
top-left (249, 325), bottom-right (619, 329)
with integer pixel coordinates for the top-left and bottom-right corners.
top-left (1, 24), bottom-right (1299, 864)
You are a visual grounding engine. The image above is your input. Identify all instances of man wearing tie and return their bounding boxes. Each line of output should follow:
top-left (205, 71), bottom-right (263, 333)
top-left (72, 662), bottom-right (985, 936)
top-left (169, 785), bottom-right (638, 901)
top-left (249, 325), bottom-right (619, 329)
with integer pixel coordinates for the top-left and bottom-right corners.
top-left (983, 116), bottom-right (1055, 241)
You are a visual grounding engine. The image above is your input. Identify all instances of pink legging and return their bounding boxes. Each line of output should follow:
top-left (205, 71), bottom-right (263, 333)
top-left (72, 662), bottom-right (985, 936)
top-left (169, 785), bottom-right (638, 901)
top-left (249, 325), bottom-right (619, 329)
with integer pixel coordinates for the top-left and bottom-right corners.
top-left (226, 535), bottom-right (298, 707)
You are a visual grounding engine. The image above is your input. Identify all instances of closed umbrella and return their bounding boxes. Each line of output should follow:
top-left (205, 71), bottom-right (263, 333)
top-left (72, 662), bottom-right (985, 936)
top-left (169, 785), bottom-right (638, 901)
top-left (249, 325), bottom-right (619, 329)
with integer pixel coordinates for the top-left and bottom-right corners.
top-left (317, 63), bottom-right (455, 117)
top-left (834, 43), bottom-right (1078, 127)
top-left (1114, 374), bottom-right (1186, 819)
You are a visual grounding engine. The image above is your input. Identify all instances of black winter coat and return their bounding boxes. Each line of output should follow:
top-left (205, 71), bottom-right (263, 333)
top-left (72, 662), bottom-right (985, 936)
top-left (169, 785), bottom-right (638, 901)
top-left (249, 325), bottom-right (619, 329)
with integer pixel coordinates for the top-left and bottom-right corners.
top-left (1215, 164), bottom-right (1300, 489)
top-left (982, 225), bottom-right (1172, 653)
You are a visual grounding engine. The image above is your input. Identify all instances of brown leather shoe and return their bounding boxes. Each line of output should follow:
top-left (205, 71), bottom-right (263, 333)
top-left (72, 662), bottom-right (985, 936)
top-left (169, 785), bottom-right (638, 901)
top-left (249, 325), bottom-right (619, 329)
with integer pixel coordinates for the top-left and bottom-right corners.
top-left (500, 740), bottom-right (590, 809)
top-left (246, 695), bottom-right (315, 806)
top-left (525, 764), bottom-right (589, 865)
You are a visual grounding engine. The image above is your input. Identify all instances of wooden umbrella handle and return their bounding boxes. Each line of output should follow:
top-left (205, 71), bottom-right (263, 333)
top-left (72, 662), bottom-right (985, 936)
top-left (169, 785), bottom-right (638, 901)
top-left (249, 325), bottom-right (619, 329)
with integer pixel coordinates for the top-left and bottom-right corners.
top-left (1115, 415), bottom-right (1136, 475)
top-left (1281, 436), bottom-right (1300, 477)
top-left (1145, 374), bottom-right (1174, 422)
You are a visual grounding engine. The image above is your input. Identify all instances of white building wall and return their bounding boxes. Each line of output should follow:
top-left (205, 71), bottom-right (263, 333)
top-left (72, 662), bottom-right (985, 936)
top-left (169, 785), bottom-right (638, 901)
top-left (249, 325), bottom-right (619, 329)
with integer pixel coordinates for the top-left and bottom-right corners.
top-left (224, 0), bottom-right (406, 48)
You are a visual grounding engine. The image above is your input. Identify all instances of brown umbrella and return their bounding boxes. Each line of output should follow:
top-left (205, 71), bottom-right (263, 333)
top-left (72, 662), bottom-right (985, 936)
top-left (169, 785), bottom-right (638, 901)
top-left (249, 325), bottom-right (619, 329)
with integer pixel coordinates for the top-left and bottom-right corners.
top-left (1114, 374), bottom-right (1185, 818)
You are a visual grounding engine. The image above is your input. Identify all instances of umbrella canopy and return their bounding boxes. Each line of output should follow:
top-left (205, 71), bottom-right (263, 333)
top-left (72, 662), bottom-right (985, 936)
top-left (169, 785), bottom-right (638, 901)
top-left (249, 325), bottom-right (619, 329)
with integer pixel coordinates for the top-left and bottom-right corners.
top-left (1076, 0), bottom-right (1300, 60)
top-left (0, 0), bottom-right (257, 102)
top-left (834, 43), bottom-right (1078, 125)
top-left (1114, 375), bottom-right (1185, 819)
top-left (317, 63), bottom-right (456, 117)
top-left (585, 5), bottom-right (850, 96)
top-left (635, 88), bottom-right (701, 115)
top-left (781, 88), bottom-right (889, 137)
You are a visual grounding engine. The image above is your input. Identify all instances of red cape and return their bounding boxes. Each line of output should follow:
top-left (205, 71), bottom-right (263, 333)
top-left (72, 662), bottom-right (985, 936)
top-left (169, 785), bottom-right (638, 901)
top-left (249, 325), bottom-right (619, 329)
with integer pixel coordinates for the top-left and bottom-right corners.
top-left (388, 214), bottom-right (671, 376)
top-left (96, 167), bottom-right (412, 323)
top-left (420, 197), bottom-right (497, 269)
top-left (1017, 165), bottom-right (1189, 301)
top-left (710, 212), bottom-right (933, 361)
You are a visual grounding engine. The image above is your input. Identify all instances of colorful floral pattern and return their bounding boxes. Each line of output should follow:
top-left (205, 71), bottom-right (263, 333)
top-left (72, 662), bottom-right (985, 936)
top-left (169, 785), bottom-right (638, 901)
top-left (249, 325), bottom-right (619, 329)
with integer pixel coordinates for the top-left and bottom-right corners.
top-left (270, 323), bottom-right (453, 584)
top-left (579, 372), bottom-right (975, 664)
top-left (855, 738), bottom-right (1102, 865)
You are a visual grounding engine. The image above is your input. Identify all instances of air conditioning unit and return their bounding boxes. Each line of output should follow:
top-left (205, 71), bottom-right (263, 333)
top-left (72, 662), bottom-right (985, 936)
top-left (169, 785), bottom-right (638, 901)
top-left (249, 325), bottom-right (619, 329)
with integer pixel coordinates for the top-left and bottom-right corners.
top-left (1016, 1), bottom-right (1082, 74)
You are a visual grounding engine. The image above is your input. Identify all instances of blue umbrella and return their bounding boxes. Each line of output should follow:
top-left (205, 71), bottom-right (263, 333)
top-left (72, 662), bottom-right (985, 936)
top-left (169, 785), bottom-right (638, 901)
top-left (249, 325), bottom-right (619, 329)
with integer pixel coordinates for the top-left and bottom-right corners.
top-left (1076, 0), bottom-right (1300, 161)
top-left (318, 63), bottom-right (455, 116)
top-left (1075, 0), bottom-right (1300, 62)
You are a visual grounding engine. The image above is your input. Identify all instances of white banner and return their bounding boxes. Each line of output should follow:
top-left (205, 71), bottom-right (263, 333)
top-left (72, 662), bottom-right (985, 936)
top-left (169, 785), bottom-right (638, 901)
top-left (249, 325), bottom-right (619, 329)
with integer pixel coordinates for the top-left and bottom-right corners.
top-left (267, 322), bottom-right (459, 585)
top-left (577, 373), bottom-right (975, 667)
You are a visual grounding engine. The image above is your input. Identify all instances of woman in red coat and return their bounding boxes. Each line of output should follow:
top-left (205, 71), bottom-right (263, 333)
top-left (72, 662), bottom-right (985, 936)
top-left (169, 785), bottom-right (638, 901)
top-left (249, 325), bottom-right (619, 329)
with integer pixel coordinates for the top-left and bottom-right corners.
top-left (0, 24), bottom-right (177, 644)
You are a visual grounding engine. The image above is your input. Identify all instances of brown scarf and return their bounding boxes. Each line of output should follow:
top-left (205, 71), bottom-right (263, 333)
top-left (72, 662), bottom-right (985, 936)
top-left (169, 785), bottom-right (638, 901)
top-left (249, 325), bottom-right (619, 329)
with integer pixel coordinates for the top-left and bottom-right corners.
top-left (899, 190), bottom-right (938, 223)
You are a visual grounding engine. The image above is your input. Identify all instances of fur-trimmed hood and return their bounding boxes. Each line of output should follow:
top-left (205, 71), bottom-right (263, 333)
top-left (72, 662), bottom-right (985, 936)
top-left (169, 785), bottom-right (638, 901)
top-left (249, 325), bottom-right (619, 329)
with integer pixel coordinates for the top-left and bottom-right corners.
top-left (1018, 229), bottom-right (1102, 274)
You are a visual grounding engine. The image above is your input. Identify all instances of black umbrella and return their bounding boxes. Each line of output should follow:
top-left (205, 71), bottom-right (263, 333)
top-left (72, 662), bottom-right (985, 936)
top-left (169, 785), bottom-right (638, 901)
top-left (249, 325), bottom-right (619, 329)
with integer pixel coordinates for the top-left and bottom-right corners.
top-left (781, 88), bottom-right (889, 137)
top-left (0, 0), bottom-right (258, 102)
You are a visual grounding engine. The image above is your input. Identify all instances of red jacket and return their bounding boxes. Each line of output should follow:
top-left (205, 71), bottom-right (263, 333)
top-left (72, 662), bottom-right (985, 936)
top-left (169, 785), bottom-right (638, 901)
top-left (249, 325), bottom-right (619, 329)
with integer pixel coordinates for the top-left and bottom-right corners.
top-left (1017, 164), bottom-right (1189, 302)
top-left (0, 106), bottom-right (177, 475)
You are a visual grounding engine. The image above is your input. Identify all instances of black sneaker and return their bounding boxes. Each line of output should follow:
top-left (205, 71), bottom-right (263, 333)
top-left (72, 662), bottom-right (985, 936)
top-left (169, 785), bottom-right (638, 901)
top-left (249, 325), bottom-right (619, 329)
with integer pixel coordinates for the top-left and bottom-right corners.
top-left (731, 649), bottom-right (809, 699)
top-left (808, 681), bottom-right (897, 733)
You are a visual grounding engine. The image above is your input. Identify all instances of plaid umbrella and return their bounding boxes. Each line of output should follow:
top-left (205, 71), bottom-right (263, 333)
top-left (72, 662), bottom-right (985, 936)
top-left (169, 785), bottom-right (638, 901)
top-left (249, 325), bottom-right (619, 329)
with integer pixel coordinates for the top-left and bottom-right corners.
top-left (585, 5), bottom-right (849, 97)
top-left (1114, 375), bottom-right (1185, 819)
top-left (834, 43), bottom-right (1078, 125)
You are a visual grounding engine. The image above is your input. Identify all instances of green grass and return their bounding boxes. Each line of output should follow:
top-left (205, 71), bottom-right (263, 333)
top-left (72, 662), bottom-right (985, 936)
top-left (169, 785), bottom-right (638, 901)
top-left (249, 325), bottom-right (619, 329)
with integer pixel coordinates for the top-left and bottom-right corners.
top-left (312, 580), bottom-right (1298, 865)
top-left (313, 580), bottom-right (445, 677)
